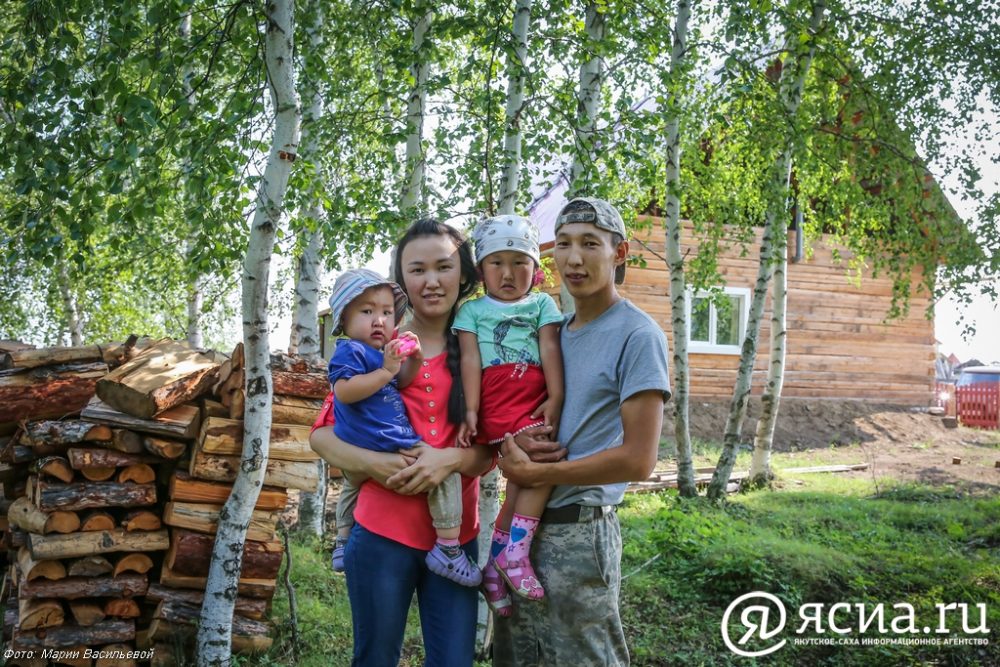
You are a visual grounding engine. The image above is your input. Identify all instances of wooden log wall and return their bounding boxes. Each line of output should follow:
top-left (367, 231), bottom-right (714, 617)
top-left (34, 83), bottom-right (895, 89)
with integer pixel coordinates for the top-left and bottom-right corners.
top-left (544, 219), bottom-right (936, 405)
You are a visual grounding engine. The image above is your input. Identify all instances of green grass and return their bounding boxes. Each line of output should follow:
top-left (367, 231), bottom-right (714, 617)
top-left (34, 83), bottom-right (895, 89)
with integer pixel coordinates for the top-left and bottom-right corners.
top-left (244, 472), bottom-right (999, 667)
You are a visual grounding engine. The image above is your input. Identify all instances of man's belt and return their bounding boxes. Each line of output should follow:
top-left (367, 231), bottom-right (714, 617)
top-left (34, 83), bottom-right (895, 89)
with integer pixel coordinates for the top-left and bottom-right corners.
top-left (540, 503), bottom-right (616, 524)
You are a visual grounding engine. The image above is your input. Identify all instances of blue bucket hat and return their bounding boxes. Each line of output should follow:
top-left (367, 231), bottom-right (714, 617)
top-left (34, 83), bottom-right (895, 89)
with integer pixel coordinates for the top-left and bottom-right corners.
top-left (328, 268), bottom-right (408, 336)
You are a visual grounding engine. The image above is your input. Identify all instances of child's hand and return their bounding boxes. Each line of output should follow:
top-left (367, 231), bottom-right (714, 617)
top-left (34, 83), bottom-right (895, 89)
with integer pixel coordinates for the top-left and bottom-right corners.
top-left (382, 339), bottom-right (405, 375)
top-left (533, 397), bottom-right (561, 440)
top-left (396, 331), bottom-right (422, 360)
top-left (457, 411), bottom-right (478, 448)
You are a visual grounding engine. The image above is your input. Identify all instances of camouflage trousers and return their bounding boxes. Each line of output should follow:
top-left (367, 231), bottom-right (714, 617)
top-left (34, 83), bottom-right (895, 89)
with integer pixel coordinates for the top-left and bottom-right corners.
top-left (335, 470), bottom-right (463, 531)
top-left (492, 505), bottom-right (628, 666)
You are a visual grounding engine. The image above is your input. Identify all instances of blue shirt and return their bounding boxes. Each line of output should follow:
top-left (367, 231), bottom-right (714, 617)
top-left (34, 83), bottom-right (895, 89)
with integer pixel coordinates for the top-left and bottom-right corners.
top-left (328, 339), bottom-right (421, 452)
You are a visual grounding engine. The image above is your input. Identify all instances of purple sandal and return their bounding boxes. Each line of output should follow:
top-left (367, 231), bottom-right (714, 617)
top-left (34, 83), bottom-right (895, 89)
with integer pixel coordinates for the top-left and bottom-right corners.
top-left (425, 544), bottom-right (483, 587)
top-left (481, 558), bottom-right (513, 617)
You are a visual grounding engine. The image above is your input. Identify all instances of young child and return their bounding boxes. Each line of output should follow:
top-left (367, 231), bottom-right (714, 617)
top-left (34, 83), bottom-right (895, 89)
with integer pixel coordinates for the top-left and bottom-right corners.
top-left (326, 268), bottom-right (481, 587)
top-left (453, 215), bottom-right (564, 614)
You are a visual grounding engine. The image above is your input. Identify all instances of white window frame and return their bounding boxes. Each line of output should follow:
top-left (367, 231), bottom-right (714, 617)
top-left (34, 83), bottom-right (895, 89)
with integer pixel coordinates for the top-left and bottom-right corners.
top-left (686, 286), bottom-right (751, 355)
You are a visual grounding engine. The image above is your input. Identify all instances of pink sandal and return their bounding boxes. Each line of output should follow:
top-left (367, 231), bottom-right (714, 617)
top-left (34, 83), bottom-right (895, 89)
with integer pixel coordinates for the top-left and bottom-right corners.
top-left (495, 550), bottom-right (544, 601)
top-left (481, 558), bottom-right (513, 617)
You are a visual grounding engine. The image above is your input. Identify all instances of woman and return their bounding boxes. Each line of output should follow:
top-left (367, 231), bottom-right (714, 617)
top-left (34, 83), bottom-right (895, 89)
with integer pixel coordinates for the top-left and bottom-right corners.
top-left (310, 218), bottom-right (493, 666)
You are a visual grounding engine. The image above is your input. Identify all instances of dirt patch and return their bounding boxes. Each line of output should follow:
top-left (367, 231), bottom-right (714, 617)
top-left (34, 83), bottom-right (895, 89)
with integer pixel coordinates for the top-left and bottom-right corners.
top-left (663, 398), bottom-right (1000, 492)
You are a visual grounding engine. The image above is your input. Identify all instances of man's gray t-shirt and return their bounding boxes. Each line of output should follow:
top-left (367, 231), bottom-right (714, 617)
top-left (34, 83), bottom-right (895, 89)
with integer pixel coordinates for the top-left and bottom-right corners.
top-left (549, 299), bottom-right (671, 508)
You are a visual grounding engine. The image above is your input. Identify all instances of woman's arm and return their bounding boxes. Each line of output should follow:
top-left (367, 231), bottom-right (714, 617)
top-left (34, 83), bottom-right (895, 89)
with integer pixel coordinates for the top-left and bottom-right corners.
top-left (309, 427), bottom-right (414, 486)
top-left (386, 444), bottom-right (494, 495)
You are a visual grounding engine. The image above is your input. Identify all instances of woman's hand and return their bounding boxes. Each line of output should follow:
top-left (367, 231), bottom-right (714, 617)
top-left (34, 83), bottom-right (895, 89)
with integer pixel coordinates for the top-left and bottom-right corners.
top-left (385, 445), bottom-right (459, 495)
top-left (365, 451), bottom-right (419, 487)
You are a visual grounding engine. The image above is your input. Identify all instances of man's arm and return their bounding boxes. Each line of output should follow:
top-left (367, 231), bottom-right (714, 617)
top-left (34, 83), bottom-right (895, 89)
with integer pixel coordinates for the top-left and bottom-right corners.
top-left (499, 389), bottom-right (664, 487)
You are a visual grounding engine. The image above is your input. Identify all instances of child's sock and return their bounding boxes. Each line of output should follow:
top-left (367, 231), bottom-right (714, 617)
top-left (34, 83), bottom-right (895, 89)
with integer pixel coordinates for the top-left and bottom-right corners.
top-left (504, 514), bottom-right (539, 562)
top-left (436, 536), bottom-right (462, 558)
top-left (489, 528), bottom-right (510, 560)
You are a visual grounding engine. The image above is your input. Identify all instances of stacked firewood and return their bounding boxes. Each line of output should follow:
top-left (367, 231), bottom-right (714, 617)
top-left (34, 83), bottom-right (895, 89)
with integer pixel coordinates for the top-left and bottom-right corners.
top-left (1, 338), bottom-right (328, 665)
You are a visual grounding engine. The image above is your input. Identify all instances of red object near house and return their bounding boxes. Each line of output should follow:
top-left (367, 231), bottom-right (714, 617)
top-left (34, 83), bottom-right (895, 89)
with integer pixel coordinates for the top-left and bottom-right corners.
top-left (956, 383), bottom-right (1000, 430)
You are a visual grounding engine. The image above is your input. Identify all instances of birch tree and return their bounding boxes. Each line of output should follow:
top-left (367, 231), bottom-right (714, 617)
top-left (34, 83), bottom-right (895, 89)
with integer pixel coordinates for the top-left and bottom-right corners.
top-left (496, 0), bottom-right (533, 216)
top-left (748, 207), bottom-right (788, 485)
top-left (662, 0), bottom-right (698, 497)
top-left (290, 0), bottom-right (328, 536)
top-left (567, 0), bottom-right (606, 198)
top-left (180, 9), bottom-right (204, 348)
top-left (468, 0), bottom-right (536, 650)
top-left (197, 0), bottom-right (301, 661)
top-left (401, 3), bottom-right (433, 215)
top-left (560, 0), bottom-right (607, 314)
top-left (707, 0), bottom-right (826, 501)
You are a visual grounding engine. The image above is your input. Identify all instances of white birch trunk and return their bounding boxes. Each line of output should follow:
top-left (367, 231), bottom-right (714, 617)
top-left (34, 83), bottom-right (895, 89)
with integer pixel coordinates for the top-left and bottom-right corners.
top-left (185, 242), bottom-right (204, 348)
top-left (749, 224), bottom-right (787, 484)
top-left (196, 0), bottom-right (300, 661)
top-left (401, 5), bottom-right (432, 214)
top-left (289, 229), bottom-right (322, 357)
top-left (57, 262), bottom-right (83, 346)
top-left (567, 1), bottom-right (605, 197)
top-left (497, 0), bottom-right (532, 215)
top-left (707, 0), bottom-right (825, 500)
top-left (475, 468), bottom-right (501, 652)
top-left (288, 8), bottom-right (324, 360)
top-left (292, 6), bottom-right (327, 534)
top-left (478, 3), bottom-right (533, 648)
top-left (561, 0), bottom-right (606, 315)
top-left (663, 0), bottom-right (696, 497)
top-left (180, 11), bottom-right (204, 349)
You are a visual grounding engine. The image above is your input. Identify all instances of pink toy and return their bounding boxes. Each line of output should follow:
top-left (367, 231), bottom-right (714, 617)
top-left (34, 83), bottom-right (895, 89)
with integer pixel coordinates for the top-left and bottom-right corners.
top-left (396, 338), bottom-right (418, 356)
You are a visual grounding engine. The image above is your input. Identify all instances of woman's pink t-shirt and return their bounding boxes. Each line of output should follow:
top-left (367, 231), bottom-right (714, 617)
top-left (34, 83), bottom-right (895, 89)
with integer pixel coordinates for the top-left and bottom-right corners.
top-left (312, 352), bottom-right (480, 550)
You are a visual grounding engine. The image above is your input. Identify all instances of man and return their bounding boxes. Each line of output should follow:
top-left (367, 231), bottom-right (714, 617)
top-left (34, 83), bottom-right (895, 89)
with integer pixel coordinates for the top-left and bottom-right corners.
top-left (493, 197), bottom-right (671, 666)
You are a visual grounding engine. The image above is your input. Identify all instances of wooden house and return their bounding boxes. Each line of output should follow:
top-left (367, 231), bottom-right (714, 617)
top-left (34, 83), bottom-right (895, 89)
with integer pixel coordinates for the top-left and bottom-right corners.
top-left (540, 218), bottom-right (936, 404)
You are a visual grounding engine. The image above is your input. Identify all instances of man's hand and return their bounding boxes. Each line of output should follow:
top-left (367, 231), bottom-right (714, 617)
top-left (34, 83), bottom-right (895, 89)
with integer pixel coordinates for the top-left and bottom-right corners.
top-left (499, 433), bottom-right (547, 487)
top-left (513, 424), bottom-right (566, 463)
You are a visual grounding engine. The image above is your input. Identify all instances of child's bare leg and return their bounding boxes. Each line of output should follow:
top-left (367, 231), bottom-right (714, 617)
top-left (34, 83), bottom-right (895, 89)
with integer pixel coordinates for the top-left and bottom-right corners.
top-left (496, 483), bottom-right (518, 532)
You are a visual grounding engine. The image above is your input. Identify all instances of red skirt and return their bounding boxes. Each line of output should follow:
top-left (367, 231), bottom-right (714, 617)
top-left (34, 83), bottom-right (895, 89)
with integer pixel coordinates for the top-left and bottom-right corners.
top-left (477, 363), bottom-right (547, 445)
